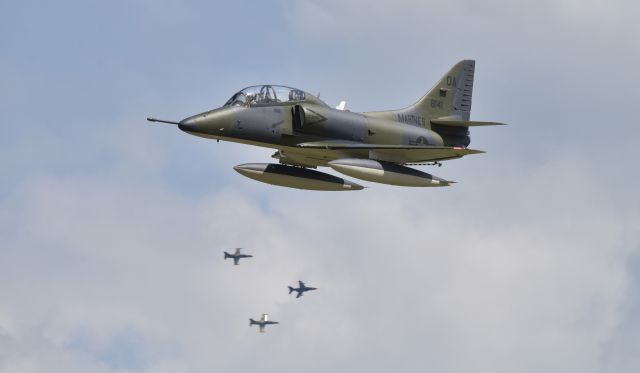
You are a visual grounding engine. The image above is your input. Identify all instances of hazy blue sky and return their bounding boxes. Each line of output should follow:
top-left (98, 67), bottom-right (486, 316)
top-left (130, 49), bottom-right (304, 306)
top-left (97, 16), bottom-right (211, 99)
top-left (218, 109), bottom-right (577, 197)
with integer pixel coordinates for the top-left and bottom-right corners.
top-left (1, 1), bottom-right (639, 372)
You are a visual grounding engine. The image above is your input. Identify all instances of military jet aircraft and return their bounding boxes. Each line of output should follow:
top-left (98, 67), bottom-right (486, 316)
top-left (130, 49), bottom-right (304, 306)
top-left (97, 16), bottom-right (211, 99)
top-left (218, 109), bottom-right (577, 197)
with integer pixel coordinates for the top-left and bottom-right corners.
top-left (288, 281), bottom-right (317, 298)
top-left (223, 248), bottom-right (252, 265)
top-left (249, 313), bottom-right (279, 333)
top-left (148, 60), bottom-right (505, 190)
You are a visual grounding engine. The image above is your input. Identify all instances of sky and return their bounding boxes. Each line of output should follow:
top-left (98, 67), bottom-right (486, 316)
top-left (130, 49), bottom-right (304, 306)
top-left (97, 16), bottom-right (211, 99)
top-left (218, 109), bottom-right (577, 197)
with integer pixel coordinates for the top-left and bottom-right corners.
top-left (1, 0), bottom-right (639, 372)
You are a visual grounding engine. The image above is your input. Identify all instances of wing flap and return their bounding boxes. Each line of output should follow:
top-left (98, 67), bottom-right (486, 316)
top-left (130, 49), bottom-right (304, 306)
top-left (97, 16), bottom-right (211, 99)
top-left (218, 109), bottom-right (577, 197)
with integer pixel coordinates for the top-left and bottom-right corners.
top-left (297, 141), bottom-right (483, 163)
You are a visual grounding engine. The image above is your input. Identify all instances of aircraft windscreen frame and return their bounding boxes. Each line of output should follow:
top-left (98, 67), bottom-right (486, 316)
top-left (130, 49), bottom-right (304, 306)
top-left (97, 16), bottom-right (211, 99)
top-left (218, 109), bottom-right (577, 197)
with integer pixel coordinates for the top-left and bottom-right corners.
top-left (224, 85), bottom-right (306, 107)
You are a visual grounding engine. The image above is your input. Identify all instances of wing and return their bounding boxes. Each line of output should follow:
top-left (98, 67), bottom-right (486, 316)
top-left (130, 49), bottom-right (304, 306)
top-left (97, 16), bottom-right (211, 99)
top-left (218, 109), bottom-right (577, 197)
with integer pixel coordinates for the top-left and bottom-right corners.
top-left (297, 141), bottom-right (483, 163)
top-left (261, 314), bottom-right (268, 322)
top-left (234, 248), bottom-right (241, 255)
top-left (233, 257), bottom-right (240, 265)
top-left (259, 324), bottom-right (265, 333)
top-left (296, 292), bottom-right (303, 298)
top-left (299, 281), bottom-right (305, 288)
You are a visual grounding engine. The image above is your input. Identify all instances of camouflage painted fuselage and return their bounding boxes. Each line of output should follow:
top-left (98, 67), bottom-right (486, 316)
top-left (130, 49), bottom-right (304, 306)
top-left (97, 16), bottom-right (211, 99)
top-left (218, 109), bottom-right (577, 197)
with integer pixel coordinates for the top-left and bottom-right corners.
top-left (178, 99), bottom-right (461, 167)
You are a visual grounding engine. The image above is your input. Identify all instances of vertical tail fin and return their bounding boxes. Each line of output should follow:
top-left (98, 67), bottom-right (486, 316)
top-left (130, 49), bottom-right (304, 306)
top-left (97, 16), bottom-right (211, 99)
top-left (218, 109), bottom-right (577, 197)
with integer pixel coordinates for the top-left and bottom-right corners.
top-left (224, 252), bottom-right (230, 260)
top-left (288, 286), bottom-right (294, 294)
top-left (364, 60), bottom-right (487, 147)
top-left (249, 318), bottom-right (256, 326)
top-left (409, 60), bottom-right (476, 147)
top-left (408, 60), bottom-right (475, 121)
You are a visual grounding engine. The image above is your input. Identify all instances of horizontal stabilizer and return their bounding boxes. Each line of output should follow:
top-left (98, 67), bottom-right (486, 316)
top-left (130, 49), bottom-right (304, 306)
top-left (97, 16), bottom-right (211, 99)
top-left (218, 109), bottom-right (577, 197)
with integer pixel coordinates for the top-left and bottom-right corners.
top-left (431, 119), bottom-right (507, 127)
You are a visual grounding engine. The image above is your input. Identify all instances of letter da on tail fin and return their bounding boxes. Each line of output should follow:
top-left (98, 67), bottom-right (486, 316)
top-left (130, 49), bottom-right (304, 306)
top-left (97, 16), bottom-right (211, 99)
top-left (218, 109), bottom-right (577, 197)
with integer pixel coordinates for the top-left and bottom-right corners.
top-left (402, 60), bottom-right (478, 147)
top-left (409, 60), bottom-right (475, 121)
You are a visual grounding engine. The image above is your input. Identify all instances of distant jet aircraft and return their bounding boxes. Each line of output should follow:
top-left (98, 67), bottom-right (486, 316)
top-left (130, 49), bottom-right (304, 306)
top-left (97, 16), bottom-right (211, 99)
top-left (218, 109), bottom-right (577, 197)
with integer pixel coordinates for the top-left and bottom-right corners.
top-left (250, 314), bottom-right (279, 333)
top-left (224, 248), bottom-right (252, 265)
top-left (288, 281), bottom-right (317, 298)
top-left (149, 60), bottom-right (506, 190)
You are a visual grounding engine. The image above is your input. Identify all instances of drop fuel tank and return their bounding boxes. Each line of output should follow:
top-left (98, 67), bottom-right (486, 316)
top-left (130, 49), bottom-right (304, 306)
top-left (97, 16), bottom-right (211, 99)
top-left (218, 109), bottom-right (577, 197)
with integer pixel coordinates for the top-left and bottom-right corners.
top-left (328, 158), bottom-right (452, 187)
top-left (234, 163), bottom-right (364, 191)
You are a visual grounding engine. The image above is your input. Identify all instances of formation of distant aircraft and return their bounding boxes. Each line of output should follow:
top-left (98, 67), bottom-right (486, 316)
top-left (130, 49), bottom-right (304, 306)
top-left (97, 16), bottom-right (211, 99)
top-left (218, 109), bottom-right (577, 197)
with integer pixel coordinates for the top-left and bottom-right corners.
top-left (149, 60), bottom-right (505, 190)
top-left (224, 248), bottom-right (316, 333)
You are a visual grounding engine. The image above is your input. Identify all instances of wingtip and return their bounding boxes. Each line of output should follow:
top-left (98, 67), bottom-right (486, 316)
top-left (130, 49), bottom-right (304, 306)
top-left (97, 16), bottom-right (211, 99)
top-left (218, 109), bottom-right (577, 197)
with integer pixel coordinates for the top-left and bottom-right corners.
top-left (458, 148), bottom-right (485, 155)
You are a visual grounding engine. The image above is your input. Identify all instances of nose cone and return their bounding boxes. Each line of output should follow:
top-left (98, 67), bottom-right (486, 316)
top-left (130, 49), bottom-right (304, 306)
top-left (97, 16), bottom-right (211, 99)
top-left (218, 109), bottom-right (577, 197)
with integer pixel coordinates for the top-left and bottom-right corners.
top-left (178, 116), bottom-right (200, 133)
top-left (178, 109), bottom-right (232, 136)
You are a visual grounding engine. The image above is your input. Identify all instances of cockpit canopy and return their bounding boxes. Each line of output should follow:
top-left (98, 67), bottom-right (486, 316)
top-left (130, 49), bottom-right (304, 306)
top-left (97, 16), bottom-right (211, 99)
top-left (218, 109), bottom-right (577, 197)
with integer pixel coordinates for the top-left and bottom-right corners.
top-left (224, 85), bottom-right (322, 107)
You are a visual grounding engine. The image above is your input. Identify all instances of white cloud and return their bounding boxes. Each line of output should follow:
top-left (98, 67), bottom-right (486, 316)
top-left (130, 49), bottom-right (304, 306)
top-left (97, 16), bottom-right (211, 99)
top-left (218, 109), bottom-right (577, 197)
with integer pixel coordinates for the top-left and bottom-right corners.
top-left (1, 145), bottom-right (637, 372)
